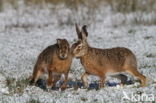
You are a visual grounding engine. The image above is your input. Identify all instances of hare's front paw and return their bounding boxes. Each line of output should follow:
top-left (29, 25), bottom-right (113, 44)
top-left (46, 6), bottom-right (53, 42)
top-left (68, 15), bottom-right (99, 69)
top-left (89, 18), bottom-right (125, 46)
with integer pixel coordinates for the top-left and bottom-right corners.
top-left (46, 84), bottom-right (53, 92)
top-left (46, 80), bottom-right (53, 91)
top-left (61, 84), bottom-right (67, 91)
top-left (81, 73), bottom-right (89, 89)
top-left (82, 82), bottom-right (88, 89)
top-left (99, 82), bottom-right (104, 88)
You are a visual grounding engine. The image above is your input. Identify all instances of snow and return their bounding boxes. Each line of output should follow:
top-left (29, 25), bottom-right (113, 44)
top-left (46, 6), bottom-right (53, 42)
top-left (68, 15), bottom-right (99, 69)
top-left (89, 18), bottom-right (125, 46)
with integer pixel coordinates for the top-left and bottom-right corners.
top-left (0, 1), bottom-right (156, 103)
top-left (0, 73), bottom-right (9, 95)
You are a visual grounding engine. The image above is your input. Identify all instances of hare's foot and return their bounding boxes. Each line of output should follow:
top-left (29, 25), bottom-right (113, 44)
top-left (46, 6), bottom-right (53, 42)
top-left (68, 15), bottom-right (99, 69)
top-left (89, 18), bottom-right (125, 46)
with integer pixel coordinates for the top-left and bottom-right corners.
top-left (46, 71), bottom-right (53, 91)
top-left (61, 84), bottom-right (67, 91)
top-left (126, 69), bottom-right (146, 87)
top-left (61, 73), bottom-right (68, 91)
top-left (99, 76), bottom-right (105, 88)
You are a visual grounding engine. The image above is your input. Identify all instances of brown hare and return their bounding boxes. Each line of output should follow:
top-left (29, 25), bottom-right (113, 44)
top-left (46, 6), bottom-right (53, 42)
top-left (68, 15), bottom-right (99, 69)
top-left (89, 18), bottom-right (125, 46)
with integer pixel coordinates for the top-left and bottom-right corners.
top-left (30, 39), bottom-right (73, 90)
top-left (71, 24), bottom-right (146, 88)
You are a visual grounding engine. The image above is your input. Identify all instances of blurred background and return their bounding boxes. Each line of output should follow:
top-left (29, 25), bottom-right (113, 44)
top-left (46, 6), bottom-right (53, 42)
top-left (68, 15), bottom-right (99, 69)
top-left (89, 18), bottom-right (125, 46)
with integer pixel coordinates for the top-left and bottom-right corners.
top-left (0, 0), bottom-right (156, 28)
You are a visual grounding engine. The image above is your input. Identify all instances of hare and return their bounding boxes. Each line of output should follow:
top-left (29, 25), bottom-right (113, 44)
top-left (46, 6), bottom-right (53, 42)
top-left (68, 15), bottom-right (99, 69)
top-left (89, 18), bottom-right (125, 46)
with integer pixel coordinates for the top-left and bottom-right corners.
top-left (30, 39), bottom-right (73, 90)
top-left (71, 24), bottom-right (146, 88)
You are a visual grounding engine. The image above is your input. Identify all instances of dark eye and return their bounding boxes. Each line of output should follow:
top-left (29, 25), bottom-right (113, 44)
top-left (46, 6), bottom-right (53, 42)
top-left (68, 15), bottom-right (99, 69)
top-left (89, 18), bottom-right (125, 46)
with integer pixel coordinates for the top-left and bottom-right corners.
top-left (76, 48), bottom-right (80, 52)
top-left (77, 45), bottom-right (81, 49)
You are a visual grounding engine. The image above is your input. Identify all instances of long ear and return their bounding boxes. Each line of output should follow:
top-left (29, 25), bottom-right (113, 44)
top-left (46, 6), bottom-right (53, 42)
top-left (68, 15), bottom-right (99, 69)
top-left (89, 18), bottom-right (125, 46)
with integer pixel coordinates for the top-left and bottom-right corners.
top-left (57, 39), bottom-right (62, 46)
top-left (81, 25), bottom-right (88, 41)
top-left (75, 23), bottom-right (82, 39)
top-left (63, 39), bottom-right (69, 46)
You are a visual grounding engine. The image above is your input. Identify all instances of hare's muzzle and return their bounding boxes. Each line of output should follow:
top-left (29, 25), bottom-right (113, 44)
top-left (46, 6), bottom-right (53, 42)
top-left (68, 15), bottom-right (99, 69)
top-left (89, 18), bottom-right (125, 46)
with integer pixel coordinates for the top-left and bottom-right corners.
top-left (59, 53), bottom-right (68, 60)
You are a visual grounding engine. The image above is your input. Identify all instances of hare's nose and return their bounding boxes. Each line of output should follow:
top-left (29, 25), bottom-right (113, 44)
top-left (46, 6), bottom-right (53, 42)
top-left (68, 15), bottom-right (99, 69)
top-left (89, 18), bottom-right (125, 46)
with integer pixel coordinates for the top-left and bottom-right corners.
top-left (62, 54), bottom-right (65, 57)
top-left (62, 54), bottom-right (67, 58)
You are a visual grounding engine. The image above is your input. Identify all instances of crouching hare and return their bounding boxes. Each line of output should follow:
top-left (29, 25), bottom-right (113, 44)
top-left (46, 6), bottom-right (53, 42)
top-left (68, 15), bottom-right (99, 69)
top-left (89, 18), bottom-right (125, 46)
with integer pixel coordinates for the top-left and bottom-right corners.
top-left (30, 39), bottom-right (73, 90)
top-left (71, 24), bottom-right (147, 88)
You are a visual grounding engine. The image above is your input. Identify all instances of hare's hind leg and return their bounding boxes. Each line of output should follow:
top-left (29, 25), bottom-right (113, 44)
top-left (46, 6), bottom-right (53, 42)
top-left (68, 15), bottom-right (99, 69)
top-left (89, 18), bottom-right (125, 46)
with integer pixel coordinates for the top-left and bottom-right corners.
top-left (30, 66), bottom-right (44, 85)
top-left (81, 72), bottom-right (89, 88)
top-left (126, 68), bottom-right (146, 87)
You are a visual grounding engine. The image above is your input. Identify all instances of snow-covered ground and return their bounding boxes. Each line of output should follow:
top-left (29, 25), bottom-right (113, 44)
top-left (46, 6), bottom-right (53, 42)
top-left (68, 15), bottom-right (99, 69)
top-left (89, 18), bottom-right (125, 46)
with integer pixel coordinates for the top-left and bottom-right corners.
top-left (0, 2), bottom-right (156, 103)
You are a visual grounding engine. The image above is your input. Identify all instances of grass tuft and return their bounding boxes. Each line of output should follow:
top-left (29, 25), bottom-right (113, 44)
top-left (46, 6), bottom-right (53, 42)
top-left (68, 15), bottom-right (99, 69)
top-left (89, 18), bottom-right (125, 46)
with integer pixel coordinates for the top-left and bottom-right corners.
top-left (81, 97), bottom-right (88, 102)
top-left (6, 77), bottom-right (29, 95)
top-left (128, 29), bottom-right (136, 34)
top-left (26, 99), bottom-right (42, 103)
top-left (146, 53), bottom-right (156, 58)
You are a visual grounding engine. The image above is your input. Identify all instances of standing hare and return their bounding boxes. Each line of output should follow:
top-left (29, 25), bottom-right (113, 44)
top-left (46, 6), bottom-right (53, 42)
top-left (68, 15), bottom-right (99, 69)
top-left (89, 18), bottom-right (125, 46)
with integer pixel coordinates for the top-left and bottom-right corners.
top-left (30, 39), bottom-right (73, 90)
top-left (71, 24), bottom-right (146, 88)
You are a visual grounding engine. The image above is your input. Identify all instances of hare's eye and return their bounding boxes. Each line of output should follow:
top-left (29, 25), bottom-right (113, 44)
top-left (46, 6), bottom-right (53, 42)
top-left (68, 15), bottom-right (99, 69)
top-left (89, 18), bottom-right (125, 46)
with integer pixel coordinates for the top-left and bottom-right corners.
top-left (76, 48), bottom-right (80, 52)
top-left (77, 45), bottom-right (82, 49)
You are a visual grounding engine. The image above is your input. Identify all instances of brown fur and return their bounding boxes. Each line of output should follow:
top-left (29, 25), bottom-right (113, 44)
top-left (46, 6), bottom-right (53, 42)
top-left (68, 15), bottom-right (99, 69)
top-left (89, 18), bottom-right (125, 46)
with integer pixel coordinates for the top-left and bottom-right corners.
top-left (30, 39), bottom-right (73, 90)
top-left (71, 24), bottom-right (146, 88)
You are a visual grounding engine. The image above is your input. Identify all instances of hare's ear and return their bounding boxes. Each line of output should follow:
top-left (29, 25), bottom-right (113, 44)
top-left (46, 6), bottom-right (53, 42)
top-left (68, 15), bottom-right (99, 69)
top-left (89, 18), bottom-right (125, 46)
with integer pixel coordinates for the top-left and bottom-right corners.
top-left (81, 25), bottom-right (88, 41)
top-left (57, 39), bottom-right (62, 46)
top-left (63, 39), bottom-right (69, 45)
top-left (75, 23), bottom-right (82, 39)
top-left (63, 39), bottom-right (68, 42)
